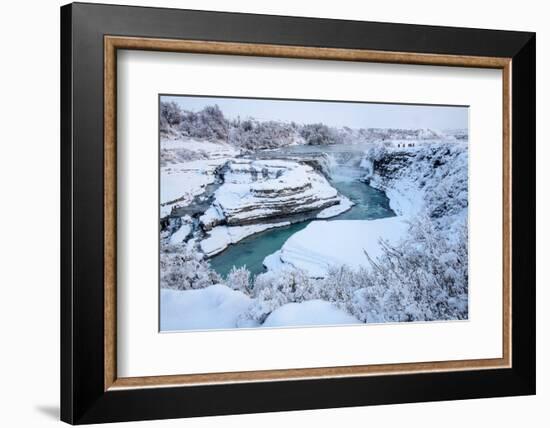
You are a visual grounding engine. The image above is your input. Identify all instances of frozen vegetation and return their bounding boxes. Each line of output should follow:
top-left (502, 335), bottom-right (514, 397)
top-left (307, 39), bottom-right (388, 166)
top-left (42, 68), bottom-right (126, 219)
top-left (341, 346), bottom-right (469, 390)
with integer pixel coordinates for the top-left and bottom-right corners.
top-left (159, 100), bottom-right (469, 330)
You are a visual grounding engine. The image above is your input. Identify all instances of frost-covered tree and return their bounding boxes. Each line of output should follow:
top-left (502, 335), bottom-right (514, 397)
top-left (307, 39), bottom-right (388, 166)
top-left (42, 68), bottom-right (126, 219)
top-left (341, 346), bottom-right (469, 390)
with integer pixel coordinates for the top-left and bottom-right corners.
top-left (318, 264), bottom-right (369, 315)
top-left (160, 102), bottom-right (230, 141)
top-left (226, 266), bottom-right (251, 295)
top-left (228, 119), bottom-right (301, 149)
top-left (177, 104), bottom-right (230, 141)
top-left (241, 267), bottom-right (318, 324)
top-left (160, 242), bottom-right (222, 290)
top-left (300, 123), bottom-right (342, 145)
top-left (341, 216), bottom-right (469, 323)
top-left (160, 101), bottom-right (183, 128)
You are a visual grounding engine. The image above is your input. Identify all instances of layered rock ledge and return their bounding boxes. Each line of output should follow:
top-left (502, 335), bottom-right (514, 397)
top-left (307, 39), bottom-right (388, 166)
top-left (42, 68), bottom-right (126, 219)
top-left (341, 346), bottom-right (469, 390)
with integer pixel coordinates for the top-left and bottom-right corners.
top-left (199, 159), bottom-right (352, 256)
top-left (200, 159), bottom-right (348, 229)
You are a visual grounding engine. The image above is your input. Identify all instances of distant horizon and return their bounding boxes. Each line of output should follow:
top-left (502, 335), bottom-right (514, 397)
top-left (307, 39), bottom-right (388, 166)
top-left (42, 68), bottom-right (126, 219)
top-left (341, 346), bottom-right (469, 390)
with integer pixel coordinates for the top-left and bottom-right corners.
top-left (161, 94), bottom-right (468, 131)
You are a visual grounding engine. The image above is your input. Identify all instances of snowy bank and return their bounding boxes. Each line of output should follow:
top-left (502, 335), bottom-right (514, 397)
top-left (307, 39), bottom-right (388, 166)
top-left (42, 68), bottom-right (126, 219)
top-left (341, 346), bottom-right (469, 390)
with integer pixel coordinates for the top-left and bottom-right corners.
top-left (160, 285), bottom-right (360, 331)
top-left (268, 217), bottom-right (408, 278)
top-left (161, 137), bottom-right (239, 159)
top-left (262, 300), bottom-right (360, 327)
top-left (160, 285), bottom-right (253, 331)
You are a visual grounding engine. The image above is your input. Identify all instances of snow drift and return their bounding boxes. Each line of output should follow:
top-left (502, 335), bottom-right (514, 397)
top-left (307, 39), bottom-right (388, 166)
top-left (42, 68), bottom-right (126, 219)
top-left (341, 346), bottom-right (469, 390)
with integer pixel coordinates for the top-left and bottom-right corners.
top-left (267, 217), bottom-right (408, 278)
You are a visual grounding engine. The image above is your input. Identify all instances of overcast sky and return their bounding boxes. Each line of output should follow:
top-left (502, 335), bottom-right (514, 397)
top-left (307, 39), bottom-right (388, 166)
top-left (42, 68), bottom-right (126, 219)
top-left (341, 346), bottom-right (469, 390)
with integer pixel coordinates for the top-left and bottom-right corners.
top-left (161, 95), bottom-right (468, 130)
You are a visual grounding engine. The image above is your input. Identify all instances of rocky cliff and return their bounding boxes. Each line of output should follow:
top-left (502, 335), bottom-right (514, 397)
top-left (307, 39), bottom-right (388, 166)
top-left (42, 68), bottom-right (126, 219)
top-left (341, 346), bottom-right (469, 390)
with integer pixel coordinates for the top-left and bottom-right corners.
top-left (361, 142), bottom-right (468, 225)
top-left (197, 158), bottom-right (352, 256)
top-left (200, 159), bottom-right (346, 229)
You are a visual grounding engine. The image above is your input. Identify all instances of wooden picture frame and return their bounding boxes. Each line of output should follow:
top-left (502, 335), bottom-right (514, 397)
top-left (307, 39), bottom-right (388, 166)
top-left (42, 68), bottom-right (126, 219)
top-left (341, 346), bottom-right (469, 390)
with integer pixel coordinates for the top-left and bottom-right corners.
top-left (61, 2), bottom-right (535, 424)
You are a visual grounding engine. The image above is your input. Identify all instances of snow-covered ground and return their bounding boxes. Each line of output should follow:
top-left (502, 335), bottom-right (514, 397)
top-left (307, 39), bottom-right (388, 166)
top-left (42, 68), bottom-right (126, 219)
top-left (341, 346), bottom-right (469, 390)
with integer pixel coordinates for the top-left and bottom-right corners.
top-left (160, 286), bottom-right (360, 331)
top-left (161, 285), bottom-right (252, 331)
top-left (265, 217), bottom-right (408, 278)
top-left (262, 300), bottom-right (360, 327)
top-left (162, 137), bottom-right (239, 159)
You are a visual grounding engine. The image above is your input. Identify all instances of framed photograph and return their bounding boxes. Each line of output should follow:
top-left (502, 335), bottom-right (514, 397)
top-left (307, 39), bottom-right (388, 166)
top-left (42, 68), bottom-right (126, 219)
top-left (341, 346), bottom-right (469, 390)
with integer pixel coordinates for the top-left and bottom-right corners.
top-left (61, 2), bottom-right (536, 424)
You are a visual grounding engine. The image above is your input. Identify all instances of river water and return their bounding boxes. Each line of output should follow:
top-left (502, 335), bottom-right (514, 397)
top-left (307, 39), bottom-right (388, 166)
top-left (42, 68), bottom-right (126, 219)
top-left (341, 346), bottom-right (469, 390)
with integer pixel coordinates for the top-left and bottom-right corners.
top-left (208, 145), bottom-right (395, 278)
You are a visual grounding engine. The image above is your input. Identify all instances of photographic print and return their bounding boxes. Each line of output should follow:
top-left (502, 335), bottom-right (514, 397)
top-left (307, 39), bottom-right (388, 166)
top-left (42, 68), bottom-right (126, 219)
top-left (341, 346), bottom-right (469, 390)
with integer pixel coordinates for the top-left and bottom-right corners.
top-left (159, 95), bottom-right (469, 331)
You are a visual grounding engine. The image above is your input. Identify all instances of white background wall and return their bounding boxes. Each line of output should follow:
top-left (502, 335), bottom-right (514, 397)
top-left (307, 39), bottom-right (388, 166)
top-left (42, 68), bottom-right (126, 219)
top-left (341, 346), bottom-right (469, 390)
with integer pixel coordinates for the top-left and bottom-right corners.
top-left (0, 0), bottom-right (546, 426)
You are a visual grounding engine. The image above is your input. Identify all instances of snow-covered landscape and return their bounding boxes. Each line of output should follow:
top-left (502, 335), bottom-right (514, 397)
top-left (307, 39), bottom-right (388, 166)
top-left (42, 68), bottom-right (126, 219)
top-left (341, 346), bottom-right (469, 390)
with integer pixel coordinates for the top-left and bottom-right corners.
top-left (159, 96), bottom-right (469, 331)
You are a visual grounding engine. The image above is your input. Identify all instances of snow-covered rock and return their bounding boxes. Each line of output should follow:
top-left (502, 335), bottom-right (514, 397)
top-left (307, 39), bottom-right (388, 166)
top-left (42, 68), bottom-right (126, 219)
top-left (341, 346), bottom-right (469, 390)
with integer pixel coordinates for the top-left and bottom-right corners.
top-left (203, 159), bottom-right (343, 227)
top-left (160, 138), bottom-right (239, 217)
top-left (162, 143), bottom-right (352, 253)
top-left (197, 158), bottom-right (354, 257)
top-left (168, 222), bottom-right (192, 245)
top-left (362, 142), bottom-right (468, 223)
top-left (199, 204), bottom-right (225, 230)
top-left (200, 222), bottom-right (290, 257)
top-left (254, 150), bottom-right (333, 177)
top-left (270, 217), bottom-right (408, 278)
top-left (316, 195), bottom-right (354, 219)
top-left (262, 300), bottom-right (360, 327)
top-left (160, 158), bottom-right (227, 217)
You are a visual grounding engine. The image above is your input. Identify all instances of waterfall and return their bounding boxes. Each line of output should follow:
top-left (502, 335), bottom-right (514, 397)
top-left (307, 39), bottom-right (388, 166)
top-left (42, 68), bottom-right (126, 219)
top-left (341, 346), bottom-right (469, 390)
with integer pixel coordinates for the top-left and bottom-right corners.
top-left (361, 157), bottom-right (373, 177)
